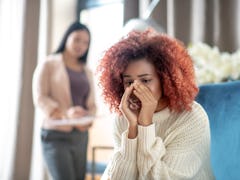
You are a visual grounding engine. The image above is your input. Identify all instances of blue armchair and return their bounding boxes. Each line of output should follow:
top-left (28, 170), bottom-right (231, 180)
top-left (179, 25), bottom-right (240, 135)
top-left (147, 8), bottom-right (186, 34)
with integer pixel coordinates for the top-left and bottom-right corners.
top-left (196, 81), bottom-right (240, 180)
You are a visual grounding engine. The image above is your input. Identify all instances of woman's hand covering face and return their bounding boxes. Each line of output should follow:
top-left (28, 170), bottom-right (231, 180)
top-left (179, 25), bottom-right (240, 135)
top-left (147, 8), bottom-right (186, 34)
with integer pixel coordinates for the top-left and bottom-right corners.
top-left (119, 80), bottom-right (158, 126)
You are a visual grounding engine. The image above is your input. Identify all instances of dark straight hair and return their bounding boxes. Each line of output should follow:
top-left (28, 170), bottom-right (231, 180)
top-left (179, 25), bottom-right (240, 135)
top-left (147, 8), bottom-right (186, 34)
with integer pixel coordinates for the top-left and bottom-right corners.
top-left (55, 21), bottom-right (91, 64)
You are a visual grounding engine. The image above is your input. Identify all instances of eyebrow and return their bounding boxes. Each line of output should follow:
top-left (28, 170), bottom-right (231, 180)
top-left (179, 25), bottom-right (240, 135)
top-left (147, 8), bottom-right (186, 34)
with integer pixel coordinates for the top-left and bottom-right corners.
top-left (122, 74), bottom-right (152, 78)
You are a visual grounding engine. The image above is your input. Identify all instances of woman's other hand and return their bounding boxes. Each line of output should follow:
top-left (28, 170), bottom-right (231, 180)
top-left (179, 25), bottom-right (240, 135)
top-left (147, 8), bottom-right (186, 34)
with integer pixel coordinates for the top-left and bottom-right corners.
top-left (66, 106), bottom-right (88, 119)
top-left (119, 84), bottom-right (138, 126)
top-left (119, 84), bottom-right (138, 138)
top-left (133, 81), bottom-right (157, 126)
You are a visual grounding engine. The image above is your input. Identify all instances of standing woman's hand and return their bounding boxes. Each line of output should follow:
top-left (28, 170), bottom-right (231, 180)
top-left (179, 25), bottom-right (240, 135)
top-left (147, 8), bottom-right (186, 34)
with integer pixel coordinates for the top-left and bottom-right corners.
top-left (67, 106), bottom-right (91, 131)
top-left (50, 108), bottom-right (66, 120)
top-left (133, 81), bottom-right (158, 126)
top-left (66, 106), bottom-right (88, 119)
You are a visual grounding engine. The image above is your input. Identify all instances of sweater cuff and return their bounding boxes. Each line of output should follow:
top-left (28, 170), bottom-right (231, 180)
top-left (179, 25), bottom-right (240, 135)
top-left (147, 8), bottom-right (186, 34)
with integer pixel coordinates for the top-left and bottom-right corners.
top-left (121, 130), bottom-right (137, 161)
top-left (138, 124), bottom-right (158, 152)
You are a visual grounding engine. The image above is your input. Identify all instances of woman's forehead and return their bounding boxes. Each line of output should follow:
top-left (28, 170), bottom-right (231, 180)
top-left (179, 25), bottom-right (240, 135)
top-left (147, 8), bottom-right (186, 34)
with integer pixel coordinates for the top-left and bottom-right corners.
top-left (123, 58), bottom-right (156, 76)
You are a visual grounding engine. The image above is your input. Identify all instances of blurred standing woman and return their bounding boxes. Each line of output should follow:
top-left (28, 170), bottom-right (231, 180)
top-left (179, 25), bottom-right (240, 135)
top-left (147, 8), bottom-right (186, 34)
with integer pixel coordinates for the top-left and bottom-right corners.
top-left (33, 22), bottom-right (96, 180)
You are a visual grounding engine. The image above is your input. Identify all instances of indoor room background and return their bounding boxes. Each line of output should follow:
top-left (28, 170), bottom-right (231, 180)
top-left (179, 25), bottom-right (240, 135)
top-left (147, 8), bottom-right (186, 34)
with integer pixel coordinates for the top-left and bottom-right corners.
top-left (0, 0), bottom-right (239, 180)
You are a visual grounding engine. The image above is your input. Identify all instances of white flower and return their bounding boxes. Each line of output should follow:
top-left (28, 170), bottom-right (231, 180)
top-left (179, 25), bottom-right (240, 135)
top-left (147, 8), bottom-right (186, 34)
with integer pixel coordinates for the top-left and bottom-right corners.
top-left (188, 42), bottom-right (240, 84)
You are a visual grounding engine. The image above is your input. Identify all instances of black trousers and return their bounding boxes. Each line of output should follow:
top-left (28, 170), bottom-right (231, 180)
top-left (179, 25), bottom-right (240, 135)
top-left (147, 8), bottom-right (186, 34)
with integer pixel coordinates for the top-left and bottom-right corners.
top-left (41, 128), bottom-right (88, 180)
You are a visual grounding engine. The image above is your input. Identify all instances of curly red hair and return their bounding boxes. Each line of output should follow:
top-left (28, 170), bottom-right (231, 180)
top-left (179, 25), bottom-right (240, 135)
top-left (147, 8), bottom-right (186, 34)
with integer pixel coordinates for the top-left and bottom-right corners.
top-left (97, 30), bottom-right (198, 113)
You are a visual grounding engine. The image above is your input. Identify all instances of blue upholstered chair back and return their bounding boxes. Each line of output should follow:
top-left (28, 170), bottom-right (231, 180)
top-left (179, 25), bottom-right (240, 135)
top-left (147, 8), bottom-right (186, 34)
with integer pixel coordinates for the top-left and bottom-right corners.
top-left (196, 81), bottom-right (240, 180)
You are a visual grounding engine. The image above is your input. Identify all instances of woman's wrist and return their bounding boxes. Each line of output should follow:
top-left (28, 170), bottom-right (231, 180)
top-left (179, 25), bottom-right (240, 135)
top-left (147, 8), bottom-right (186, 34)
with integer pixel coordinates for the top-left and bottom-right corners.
top-left (138, 114), bottom-right (153, 126)
top-left (138, 119), bottom-right (152, 126)
top-left (128, 124), bottom-right (138, 139)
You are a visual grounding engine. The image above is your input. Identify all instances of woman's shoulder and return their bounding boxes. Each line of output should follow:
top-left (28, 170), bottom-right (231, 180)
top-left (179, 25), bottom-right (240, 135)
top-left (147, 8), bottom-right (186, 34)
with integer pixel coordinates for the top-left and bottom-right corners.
top-left (191, 101), bottom-right (208, 118)
top-left (171, 101), bottom-right (209, 132)
top-left (45, 53), bottom-right (62, 63)
top-left (38, 53), bottom-right (63, 69)
top-left (182, 101), bottom-right (209, 128)
top-left (177, 101), bottom-right (208, 117)
top-left (166, 102), bottom-right (211, 151)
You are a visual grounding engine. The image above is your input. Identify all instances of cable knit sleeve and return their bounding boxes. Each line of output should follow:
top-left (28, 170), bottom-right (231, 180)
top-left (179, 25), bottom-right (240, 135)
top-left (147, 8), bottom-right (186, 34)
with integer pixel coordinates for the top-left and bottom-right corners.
top-left (103, 116), bottom-right (138, 180)
top-left (137, 103), bottom-right (213, 180)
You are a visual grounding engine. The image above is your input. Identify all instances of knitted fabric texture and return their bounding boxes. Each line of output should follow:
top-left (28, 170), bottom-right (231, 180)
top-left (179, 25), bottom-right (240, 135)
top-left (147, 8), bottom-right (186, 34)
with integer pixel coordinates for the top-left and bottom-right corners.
top-left (102, 102), bottom-right (215, 180)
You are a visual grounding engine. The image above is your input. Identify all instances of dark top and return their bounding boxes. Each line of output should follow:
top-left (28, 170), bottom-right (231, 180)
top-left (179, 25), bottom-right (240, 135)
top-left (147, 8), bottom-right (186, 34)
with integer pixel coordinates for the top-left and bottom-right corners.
top-left (66, 67), bottom-right (90, 109)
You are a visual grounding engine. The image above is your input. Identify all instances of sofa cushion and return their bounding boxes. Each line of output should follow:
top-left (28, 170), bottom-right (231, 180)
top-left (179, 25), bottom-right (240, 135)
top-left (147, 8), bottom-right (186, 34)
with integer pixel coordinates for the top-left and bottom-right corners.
top-left (196, 81), bottom-right (240, 180)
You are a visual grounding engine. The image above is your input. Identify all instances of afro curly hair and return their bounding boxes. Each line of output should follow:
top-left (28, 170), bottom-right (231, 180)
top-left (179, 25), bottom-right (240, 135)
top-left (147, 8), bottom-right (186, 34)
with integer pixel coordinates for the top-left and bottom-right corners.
top-left (97, 30), bottom-right (198, 114)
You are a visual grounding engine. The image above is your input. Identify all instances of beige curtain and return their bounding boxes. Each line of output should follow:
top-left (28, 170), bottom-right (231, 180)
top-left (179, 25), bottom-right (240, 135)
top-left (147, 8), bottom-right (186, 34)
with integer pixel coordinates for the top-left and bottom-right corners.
top-left (30, 1), bottom-right (78, 180)
top-left (150, 0), bottom-right (240, 52)
top-left (0, 0), bottom-right (40, 179)
top-left (0, 0), bottom-right (78, 179)
top-left (12, 0), bottom-right (40, 179)
top-left (0, 0), bottom-right (25, 179)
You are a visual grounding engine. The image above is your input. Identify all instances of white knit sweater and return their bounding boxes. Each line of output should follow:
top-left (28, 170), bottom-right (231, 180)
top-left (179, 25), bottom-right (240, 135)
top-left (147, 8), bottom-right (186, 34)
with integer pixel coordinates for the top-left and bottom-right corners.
top-left (102, 102), bottom-right (215, 180)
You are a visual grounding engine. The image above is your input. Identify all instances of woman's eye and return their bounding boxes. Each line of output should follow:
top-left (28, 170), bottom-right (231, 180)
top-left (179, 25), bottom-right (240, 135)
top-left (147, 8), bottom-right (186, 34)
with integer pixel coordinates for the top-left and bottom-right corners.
top-left (124, 81), bottom-right (133, 86)
top-left (141, 79), bottom-right (152, 83)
